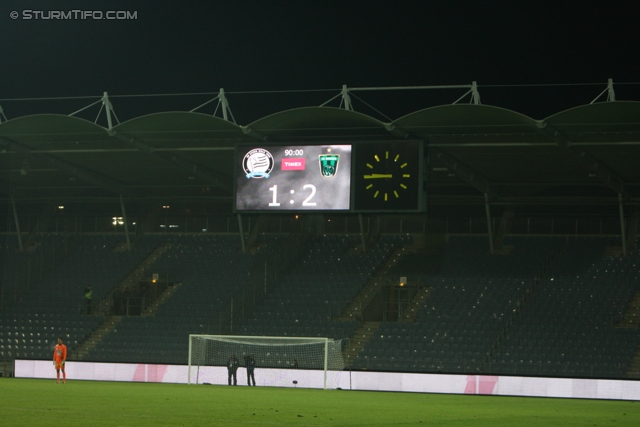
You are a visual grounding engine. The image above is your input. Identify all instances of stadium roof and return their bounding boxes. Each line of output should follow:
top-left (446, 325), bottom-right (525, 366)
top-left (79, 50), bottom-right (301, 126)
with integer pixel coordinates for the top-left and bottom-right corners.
top-left (1, 99), bottom-right (640, 214)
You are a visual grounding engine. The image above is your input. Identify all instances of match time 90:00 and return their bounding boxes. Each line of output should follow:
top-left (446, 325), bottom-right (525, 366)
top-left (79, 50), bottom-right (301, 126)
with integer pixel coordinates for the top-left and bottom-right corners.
top-left (284, 149), bottom-right (304, 156)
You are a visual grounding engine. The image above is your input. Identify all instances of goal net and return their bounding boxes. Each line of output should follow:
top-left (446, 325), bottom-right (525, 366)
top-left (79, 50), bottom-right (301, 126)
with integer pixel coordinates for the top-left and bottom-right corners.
top-left (188, 335), bottom-right (345, 389)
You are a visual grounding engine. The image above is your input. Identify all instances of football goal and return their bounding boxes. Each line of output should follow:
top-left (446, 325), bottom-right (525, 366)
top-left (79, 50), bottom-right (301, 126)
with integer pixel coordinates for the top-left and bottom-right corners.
top-left (188, 335), bottom-right (345, 389)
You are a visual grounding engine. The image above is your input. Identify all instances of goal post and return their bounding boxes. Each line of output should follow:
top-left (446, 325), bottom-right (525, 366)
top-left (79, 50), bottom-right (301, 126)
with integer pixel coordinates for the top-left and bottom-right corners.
top-left (188, 335), bottom-right (345, 389)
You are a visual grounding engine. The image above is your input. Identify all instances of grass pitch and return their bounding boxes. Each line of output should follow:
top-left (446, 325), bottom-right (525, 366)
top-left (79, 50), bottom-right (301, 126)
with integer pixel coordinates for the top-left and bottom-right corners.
top-left (1, 378), bottom-right (638, 426)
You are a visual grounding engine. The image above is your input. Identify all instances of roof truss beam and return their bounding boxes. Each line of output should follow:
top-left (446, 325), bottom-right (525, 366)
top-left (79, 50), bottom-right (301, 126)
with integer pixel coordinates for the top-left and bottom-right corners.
top-left (240, 126), bottom-right (268, 142)
top-left (110, 131), bottom-right (233, 193)
top-left (430, 148), bottom-right (498, 197)
top-left (536, 121), bottom-right (627, 197)
top-left (385, 122), bottom-right (500, 199)
top-left (0, 136), bottom-right (128, 196)
top-left (0, 177), bottom-right (13, 196)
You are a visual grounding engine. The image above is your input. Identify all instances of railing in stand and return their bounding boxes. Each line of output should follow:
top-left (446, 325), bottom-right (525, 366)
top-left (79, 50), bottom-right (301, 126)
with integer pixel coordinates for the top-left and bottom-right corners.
top-left (216, 233), bottom-right (312, 334)
top-left (481, 250), bottom-right (554, 371)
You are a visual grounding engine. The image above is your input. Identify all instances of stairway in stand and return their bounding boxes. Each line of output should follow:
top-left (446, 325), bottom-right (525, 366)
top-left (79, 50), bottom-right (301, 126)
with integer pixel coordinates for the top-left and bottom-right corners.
top-left (619, 291), bottom-right (640, 379)
top-left (399, 286), bottom-right (433, 322)
top-left (141, 283), bottom-right (182, 317)
top-left (94, 243), bottom-right (173, 316)
top-left (342, 321), bottom-right (380, 369)
top-left (627, 346), bottom-right (640, 379)
top-left (617, 291), bottom-right (640, 328)
top-left (73, 316), bottom-right (122, 361)
top-left (338, 246), bottom-right (408, 321)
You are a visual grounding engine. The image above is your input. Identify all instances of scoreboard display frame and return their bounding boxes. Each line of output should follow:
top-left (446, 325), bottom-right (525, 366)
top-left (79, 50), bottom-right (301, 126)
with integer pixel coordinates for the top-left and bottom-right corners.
top-left (234, 141), bottom-right (424, 213)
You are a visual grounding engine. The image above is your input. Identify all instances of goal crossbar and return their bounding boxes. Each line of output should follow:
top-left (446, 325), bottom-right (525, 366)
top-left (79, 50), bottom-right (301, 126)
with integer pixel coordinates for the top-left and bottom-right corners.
top-left (188, 335), bottom-right (343, 389)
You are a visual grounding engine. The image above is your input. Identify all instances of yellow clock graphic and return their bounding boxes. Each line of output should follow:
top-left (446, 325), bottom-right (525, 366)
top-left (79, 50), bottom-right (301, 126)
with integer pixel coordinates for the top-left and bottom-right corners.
top-left (354, 141), bottom-right (422, 211)
top-left (363, 150), bottom-right (411, 201)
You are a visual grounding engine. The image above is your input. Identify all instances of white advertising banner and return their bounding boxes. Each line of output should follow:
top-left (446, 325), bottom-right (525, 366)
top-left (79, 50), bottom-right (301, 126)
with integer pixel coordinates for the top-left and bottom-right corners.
top-left (15, 360), bottom-right (640, 401)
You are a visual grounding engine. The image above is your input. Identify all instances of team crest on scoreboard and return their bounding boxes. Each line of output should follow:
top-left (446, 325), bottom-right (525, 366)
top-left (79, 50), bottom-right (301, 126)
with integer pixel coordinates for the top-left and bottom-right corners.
top-left (243, 148), bottom-right (274, 178)
top-left (318, 154), bottom-right (340, 178)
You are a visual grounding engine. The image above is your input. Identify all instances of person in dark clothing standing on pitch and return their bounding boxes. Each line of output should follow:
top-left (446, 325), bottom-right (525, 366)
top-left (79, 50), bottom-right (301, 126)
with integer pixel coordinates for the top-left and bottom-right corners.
top-left (245, 354), bottom-right (256, 386)
top-left (227, 355), bottom-right (240, 385)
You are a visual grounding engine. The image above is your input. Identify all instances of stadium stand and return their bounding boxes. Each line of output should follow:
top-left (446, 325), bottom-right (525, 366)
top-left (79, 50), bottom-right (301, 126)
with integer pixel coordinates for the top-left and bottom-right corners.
top-left (0, 233), bottom-right (160, 359)
top-left (349, 235), bottom-right (640, 378)
top-left (2, 231), bottom-right (640, 380)
top-left (237, 235), bottom-right (408, 339)
top-left (2, 86), bottom-right (640, 382)
top-left (83, 234), bottom-right (253, 363)
top-left (490, 236), bottom-right (640, 378)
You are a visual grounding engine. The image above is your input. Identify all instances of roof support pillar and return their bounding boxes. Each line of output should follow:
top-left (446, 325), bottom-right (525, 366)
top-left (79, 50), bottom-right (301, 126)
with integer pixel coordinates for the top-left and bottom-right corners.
top-left (11, 196), bottom-right (23, 251)
top-left (102, 92), bottom-right (114, 131)
top-left (359, 213), bottom-right (367, 253)
top-left (619, 193), bottom-right (627, 256)
top-left (590, 78), bottom-right (616, 104)
top-left (218, 88), bottom-right (231, 122)
top-left (471, 81), bottom-right (481, 105)
top-left (607, 78), bottom-right (616, 102)
top-left (120, 195), bottom-right (131, 251)
top-left (237, 214), bottom-right (246, 253)
top-left (189, 88), bottom-right (236, 123)
top-left (452, 81), bottom-right (481, 105)
top-left (341, 85), bottom-right (353, 111)
top-left (484, 193), bottom-right (494, 255)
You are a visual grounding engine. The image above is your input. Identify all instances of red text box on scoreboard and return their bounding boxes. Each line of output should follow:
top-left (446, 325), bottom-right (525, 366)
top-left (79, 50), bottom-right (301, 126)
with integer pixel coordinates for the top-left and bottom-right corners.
top-left (281, 158), bottom-right (306, 170)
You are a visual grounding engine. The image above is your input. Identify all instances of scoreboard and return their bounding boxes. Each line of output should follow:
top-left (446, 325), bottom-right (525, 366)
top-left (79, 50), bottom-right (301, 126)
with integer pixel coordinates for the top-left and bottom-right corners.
top-left (235, 145), bottom-right (351, 211)
top-left (234, 141), bottom-right (423, 212)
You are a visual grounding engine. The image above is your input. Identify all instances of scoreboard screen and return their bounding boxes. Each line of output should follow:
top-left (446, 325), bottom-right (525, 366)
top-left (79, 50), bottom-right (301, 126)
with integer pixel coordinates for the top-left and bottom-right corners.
top-left (235, 145), bottom-right (352, 211)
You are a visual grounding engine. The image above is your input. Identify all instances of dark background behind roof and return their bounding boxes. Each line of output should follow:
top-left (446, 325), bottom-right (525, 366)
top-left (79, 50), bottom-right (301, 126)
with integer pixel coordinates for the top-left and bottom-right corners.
top-left (1, 0), bottom-right (639, 221)
top-left (1, 1), bottom-right (639, 121)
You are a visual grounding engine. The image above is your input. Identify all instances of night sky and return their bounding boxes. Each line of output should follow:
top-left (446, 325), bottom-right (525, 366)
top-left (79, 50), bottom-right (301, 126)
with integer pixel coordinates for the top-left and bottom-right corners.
top-left (1, 0), bottom-right (639, 123)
